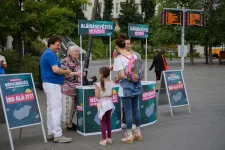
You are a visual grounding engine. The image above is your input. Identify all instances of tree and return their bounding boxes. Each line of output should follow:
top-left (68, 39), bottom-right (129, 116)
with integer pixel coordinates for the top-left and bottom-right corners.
top-left (149, 0), bottom-right (180, 49)
top-left (102, 0), bottom-right (113, 21)
top-left (141, 0), bottom-right (156, 23)
top-left (118, 0), bottom-right (143, 33)
top-left (0, 0), bottom-right (88, 72)
top-left (101, 0), bottom-right (113, 57)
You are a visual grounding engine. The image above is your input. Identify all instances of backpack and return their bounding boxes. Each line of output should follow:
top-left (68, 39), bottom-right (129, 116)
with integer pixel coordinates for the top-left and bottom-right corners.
top-left (122, 54), bottom-right (144, 82)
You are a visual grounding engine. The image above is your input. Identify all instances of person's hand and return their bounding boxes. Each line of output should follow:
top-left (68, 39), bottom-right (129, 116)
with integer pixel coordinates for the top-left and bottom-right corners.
top-left (114, 77), bottom-right (119, 83)
top-left (82, 72), bottom-right (86, 77)
top-left (109, 65), bottom-right (113, 71)
top-left (65, 69), bottom-right (72, 75)
top-left (0, 61), bottom-right (3, 66)
top-left (69, 72), bottom-right (77, 76)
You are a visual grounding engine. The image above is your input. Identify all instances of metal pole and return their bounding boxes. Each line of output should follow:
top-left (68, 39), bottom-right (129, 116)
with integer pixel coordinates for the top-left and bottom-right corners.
top-left (145, 38), bottom-right (148, 81)
top-left (80, 35), bottom-right (83, 86)
top-left (181, 7), bottom-right (185, 71)
top-left (109, 36), bottom-right (112, 80)
top-left (19, 128), bottom-right (22, 138)
top-left (83, 0), bottom-right (98, 85)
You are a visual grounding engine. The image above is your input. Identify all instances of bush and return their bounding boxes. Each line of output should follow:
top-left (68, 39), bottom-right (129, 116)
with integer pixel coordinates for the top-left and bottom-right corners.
top-left (0, 50), bottom-right (40, 83)
top-left (187, 52), bottom-right (200, 58)
top-left (74, 37), bottom-right (107, 60)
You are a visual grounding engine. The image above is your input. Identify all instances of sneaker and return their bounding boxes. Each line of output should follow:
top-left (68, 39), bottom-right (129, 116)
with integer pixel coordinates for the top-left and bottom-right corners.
top-left (132, 124), bottom-right (136, 130)
top-left (106, 138), bottom-right (112, 144)
top-left (121, 132), bottom-right (133, 144)
top-left (53, 136), bottom-right (72, 143)
top-left (47, 134), bottom-right (54, 140)
top-left (122, 123), bottom-right (127, 129)
top-left (100, 139), bottom-right (107, 146)
top-left (133, 129), bottom-right (142, 141)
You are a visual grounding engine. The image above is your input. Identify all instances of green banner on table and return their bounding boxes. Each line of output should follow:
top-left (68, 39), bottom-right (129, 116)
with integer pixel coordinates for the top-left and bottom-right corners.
top-left (76, 86), bottom-right (121, 135)
top-left (164, 70), bottom-right (188, 106)
top-left (139, 83), bottom-right (157, 126)
top-left (76, 88), bottom-right (84, 133)
top-left (78, 20), bottom-right (115, 36)
top-left (128, 23), bottom-right (149, 38)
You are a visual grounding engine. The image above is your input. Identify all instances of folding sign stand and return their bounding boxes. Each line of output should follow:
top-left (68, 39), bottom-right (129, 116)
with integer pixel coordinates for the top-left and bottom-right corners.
top-left (158, 70), bottom-right (191, 116)
top-left (0, 73), bottom-right (47, 150)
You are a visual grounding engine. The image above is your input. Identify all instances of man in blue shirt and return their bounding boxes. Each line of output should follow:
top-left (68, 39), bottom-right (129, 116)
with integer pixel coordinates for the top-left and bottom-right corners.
top-left (0, 55), bottom-right (7, 74)
top-left (40, 36), bottom-right (72, 143)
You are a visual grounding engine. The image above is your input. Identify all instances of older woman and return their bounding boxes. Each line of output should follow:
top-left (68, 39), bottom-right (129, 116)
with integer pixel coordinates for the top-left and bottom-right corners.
top-left (61, 45), bottom-right (85, 130)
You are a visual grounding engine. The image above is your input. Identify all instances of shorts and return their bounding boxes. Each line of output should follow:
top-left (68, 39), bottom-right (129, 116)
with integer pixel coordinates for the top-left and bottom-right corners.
top-left (155, 71), bottom-right (162, 81)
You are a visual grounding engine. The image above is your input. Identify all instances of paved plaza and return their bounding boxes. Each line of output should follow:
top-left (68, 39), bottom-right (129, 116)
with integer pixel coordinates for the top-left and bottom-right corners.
top-left (0, 58), bottom-right (225, 150)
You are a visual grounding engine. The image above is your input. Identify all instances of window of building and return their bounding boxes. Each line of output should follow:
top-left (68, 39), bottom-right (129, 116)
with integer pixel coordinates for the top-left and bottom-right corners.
top-left (135, 4), bottom-right (139, 10)
top-left (82, 4), bottom-right (87, 11)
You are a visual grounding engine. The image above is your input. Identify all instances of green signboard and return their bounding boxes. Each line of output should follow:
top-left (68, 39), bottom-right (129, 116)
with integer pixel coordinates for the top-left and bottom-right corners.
top-left (76, 86), bottom-right (121, 136)
top-left (0, 74), bottom-right (42, 129)
top-left (128, 23), bottom-right (149, 38)
top-left (78, 20), bottom-right (115, 36)
top-left (139, 81), bottom-right (157, 126)
top-left (163, 70), bottom-right (188, 106)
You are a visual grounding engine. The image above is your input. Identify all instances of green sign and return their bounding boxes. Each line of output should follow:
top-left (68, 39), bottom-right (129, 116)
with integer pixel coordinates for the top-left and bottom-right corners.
top-left (128, 23), bottom-right (149, 38)
top-left (139, 81), bottom-right (157, 126)
top-left (163, 70), bottom-right (188, 106)
top-left (0, 74), bottom-right (42, 129)
top-left (78, 20), bottom-right (115, 36)
top-left (76, 86), bottom-right (121, 135)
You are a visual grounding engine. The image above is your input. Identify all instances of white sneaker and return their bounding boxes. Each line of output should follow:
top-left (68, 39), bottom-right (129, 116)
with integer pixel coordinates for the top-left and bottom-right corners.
top-left (53, 135), bottom-right (72, 143)
top-left (122, 123), bottom-right (127, 129)
top-left (132, 124), bottom-right (136, 130)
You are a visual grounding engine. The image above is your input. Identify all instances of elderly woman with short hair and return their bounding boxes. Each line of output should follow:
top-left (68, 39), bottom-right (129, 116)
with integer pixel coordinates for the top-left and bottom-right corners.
top-left (61, 45), bottom-right (85, 130)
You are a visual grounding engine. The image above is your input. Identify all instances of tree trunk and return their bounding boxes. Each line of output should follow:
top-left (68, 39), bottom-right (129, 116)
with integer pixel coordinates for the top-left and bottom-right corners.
top-left (15, 32), bottom-right (23, 73)
top-left (209, 43), bottom-right (213, 64)
top-left (190, 43), bottom-right (194, 64)
top-left (205, 45), bottom-right (208, 64)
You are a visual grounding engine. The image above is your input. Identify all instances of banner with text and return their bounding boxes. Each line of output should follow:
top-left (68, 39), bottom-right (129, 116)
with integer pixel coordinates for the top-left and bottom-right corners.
top-left (76, 86), bottom-right (121, 135)
top-left (0, 74), bottom-right (41, 129)
top-left (78, 20), bottom-right (115, 36)
top-left (139, 82), bottom-right (157, 126)
top-left (164, 70), bottom-right (188, 106)
top-left (128, 23), bottom-right (149, 38)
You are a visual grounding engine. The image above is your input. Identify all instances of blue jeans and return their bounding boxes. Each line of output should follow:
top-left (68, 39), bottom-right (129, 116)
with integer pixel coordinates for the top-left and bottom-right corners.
top-left (121, 95), bottom-right (141, 129)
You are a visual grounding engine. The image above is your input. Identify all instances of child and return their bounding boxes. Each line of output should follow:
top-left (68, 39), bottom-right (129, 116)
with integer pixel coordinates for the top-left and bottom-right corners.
top-left (95, 67), bottom-right (115, 146)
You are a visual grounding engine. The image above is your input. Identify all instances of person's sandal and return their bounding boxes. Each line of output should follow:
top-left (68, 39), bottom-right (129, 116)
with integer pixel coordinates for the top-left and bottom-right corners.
top-left (133, 130), bottom-right (142, 141)
top-left (121, 132), bottom-right (133, 144)
top-left (107, 138), bottom-right (112, 144)
top-left (100, 139), bottom-right (107, 146)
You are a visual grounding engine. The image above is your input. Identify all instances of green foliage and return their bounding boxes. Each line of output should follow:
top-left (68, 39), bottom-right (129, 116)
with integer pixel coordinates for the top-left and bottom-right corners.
top-left (74, 37), bottom-right (106, 60)
top-left (30, 40), bottom-right (46, 54)
top-left (101, 0), bottom-right (114, 45)
top-left (0, 50), bottom-right (40, 82)
top-left (0, 0), bottom-right (89, 40)
top-left (103, 0), bottom-right (113, 21)
top-left (141, 0), bottom-right (156, 22)
top-left (118, 0), bottom-right (143, 33)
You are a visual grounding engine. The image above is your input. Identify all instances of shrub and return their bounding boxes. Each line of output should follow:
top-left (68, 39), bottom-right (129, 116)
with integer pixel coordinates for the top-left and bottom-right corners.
top-left (0, 50), bottom-right (40, 83)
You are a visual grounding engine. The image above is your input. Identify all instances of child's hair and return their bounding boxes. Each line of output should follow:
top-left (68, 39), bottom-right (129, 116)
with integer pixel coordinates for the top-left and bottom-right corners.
top-left (115, 33), bottom-right (127, 48)
top-left (99, 67), bottom-right (110, 91)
